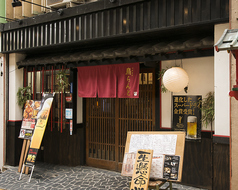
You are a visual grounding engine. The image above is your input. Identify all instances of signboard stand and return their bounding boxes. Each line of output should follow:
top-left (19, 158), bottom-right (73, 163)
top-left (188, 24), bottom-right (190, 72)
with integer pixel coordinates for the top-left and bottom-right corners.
top-left (130, 149), bottom-right (153, 190)
top-left (18, 93), bottom-right (55, 182)
top-left (19, 163), bottom-right (35, 182)
top-left (18, 139), bottom-right (30, 174)
top-left (123, 131), bottom-right (186, 190)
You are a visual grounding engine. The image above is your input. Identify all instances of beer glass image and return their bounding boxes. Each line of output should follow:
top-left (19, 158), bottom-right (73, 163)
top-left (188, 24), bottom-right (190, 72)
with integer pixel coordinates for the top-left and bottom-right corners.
top-left (186, 116), bottom-right (197, 139)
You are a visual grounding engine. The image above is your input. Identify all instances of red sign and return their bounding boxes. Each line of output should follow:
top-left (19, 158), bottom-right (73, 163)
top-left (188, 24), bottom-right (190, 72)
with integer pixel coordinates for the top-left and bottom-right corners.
top-left (66, 94), bottom-right (72, 102)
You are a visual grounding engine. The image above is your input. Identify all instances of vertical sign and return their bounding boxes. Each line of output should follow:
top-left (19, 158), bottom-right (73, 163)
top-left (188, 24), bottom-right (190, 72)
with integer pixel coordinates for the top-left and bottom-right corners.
top-left (172, 96), bottom-right (202, 140)
top-left (130, 149), bottom-right (153, 190)
top-left (25, 93), bottom-right (54, 166)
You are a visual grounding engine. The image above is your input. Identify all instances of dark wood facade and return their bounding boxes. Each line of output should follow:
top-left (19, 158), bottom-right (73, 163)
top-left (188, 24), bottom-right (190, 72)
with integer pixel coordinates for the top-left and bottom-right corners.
top-left (1, 0), bottom-right (228, 55)
top-left (2, 0), bottom-right (230, 189)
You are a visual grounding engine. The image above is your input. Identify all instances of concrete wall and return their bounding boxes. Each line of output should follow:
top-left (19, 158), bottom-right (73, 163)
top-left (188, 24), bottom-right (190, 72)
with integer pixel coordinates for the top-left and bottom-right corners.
top-left (9, 54), bottom-right (25, 121)
top-left (161, 57), bottom-right (214, 131)
top-left (214, 23), bottom-right (230, 137)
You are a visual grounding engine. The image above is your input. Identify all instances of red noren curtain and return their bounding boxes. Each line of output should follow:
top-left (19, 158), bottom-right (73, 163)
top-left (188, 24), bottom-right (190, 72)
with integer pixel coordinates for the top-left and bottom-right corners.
top-left (77, 62), bottom-right (139, 98)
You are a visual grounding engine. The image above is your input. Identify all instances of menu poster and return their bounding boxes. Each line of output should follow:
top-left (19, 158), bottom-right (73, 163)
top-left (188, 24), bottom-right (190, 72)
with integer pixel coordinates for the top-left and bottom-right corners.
top-left (25, 148), bottom-right (38, 165)
top-left (172, 96), bottom-right (202, 140)
top-left (19, 100), bottom-right (41, 139)
top-left (163, 155), bottom-right (180, 180)
top-left (19, 129), bottom-right (34, 140)
top-left (121, 152), bottom-right (137, 176)
top-left (25, 93), bottom-right (54, 166)
top-left (129, 134), bottom-right (177, 155)
top-left (150, 155), bottom-right (165, 179)
top-left (121, 153), bottom-right (165, 179)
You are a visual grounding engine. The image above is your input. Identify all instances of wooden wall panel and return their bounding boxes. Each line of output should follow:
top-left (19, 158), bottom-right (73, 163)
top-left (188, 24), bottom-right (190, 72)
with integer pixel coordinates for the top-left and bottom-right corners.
top-left (3, 0), bottom-right (229, 53)
top-left (42, 124), bottom-right (84, 166)
top-left (213, 143), bottom-right (230, 190)
top-left (6, 121), bottom-right (23, 166)
top-left (182, 138), bottom-right (212, 189)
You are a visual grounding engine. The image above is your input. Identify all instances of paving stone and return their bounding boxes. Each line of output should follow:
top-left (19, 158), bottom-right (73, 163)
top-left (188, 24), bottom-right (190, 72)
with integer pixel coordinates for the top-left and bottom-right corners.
top-left (0, 162), bottom-right (208, 190)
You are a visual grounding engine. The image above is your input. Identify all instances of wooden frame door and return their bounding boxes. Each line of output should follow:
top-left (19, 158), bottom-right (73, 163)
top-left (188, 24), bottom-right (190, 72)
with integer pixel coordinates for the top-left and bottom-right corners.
top-left (86, 68), bottom-right (155, 171)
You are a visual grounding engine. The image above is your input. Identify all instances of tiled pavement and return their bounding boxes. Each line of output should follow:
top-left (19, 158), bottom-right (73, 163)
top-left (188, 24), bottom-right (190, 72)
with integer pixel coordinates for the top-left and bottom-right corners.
top-left (0, 162), bottom-right (207, 190)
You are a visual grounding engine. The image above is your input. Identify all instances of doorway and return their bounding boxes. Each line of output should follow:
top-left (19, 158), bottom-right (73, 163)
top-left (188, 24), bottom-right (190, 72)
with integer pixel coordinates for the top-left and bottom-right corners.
top-left (86, 68), bottom-right (156, 171)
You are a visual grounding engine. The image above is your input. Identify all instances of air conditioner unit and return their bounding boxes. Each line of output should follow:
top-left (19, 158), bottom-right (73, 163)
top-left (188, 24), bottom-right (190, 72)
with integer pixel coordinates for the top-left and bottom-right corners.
top-left (47, 0), bottom-right (85, 9)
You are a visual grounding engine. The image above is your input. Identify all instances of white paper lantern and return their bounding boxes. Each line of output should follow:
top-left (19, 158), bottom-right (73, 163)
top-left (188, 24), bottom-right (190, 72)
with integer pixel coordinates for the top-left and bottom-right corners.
top-left (162, 67), bottom-right (189, 92)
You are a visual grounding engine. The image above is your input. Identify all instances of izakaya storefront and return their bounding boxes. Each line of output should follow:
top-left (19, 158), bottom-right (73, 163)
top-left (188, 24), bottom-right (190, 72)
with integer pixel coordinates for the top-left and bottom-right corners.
top-left (1, 0), bottom-right (230, 189)
top-left (23, 61), bottom-right (156, 168)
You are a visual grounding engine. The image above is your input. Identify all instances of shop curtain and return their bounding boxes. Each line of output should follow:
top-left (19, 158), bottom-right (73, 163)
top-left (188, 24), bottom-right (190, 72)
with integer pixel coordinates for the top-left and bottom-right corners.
top-left (117, 62), bottom-right (139, 98)
top-left (97, 65), bottom-right (117, 98)
top-left (77, 62), bottom-right (139, 98)
top-left (77, 66), bottom-right (97, 98)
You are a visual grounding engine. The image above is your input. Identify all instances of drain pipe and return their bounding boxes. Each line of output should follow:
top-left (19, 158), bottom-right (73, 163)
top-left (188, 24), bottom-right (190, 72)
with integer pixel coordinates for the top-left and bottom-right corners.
top-left (3, 53), bottom-right (9, 166)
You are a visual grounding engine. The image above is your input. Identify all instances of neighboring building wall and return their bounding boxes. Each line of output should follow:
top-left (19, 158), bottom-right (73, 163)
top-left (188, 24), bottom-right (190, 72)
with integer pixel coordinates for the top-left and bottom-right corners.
top-left (214, 23), bottom-right (230, 137)
top-left (231, 0), bottom-right (238, 189)
top-left (6, 0), bottom-right (46, 20)
top-left (0, 0), bottom-right (6, 23)
top-left (161, 56), bottom-right (214, 130)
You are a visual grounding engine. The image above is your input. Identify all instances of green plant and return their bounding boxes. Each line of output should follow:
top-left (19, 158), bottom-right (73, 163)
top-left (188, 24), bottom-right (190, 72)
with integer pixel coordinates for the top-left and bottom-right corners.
top-left (17, 86), bottom-right (32, 108)
top-left (201, 92), bottom-right (214, 127)
top-left (56, 70), bottom-right (70, 93)
top-left (157, 68), bottom-right (168, 93)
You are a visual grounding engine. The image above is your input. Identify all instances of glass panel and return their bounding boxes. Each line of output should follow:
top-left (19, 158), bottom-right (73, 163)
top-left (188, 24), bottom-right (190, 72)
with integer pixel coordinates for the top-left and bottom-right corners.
top-left (36, 71), bottom-right (41, 93)
top-left (148, 73), bottom-right (153, 84)
top-left (143, 73), bottom-right (147, 84)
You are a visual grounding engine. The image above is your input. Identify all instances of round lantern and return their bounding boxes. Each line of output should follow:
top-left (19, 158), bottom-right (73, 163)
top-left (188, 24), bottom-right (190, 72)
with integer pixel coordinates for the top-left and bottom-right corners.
top-left (162, 67), bottom-right (189, 92)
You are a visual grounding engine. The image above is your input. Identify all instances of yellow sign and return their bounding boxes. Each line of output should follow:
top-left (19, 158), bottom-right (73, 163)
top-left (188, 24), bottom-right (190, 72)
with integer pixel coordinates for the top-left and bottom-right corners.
top-left (130, 149), bottom-right (153, 190)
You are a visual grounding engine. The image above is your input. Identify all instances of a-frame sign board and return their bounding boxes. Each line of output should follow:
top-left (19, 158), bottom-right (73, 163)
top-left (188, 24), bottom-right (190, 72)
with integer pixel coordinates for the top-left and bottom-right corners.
top-left (123, 131), bottom-right (186, 183)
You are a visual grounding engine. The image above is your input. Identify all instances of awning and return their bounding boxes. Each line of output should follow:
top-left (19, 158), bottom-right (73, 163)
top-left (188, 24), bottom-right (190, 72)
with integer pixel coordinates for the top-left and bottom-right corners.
top-left (17, 36), bottom-right (214, 67)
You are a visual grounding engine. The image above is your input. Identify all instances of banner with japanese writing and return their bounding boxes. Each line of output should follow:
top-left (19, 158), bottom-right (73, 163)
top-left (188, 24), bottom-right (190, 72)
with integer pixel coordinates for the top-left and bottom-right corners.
top-left (25, 93), bottom-right (54, 166)
top-left (77, 63), bottom-right (139, 98)
top-left (172, 96), bottom-right (202, 140)
top-left (117, 63), bottom-right (139, 98)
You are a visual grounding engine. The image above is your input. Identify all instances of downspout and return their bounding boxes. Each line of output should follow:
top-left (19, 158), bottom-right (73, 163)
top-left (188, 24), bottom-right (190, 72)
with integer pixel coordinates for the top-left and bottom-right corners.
top-left (4, 53), bottom-right (9, 166)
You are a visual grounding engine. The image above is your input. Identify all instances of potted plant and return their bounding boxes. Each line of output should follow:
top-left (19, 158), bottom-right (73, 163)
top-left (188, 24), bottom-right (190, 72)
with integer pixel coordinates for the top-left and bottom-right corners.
top-left (56, 70), bottom-right (70, 93)
top-left (201, 92), bottom-right (214, 128)
top-left (17, 86), bottom-right (32, 108)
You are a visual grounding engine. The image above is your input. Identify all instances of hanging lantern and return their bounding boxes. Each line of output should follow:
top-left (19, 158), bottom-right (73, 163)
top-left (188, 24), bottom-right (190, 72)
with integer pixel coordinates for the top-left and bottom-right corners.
top-left (162, 67), bottom-right (189, 92)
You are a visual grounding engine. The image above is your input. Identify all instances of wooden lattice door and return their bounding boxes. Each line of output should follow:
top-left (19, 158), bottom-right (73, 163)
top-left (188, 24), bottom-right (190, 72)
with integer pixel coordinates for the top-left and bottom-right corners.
top-left (86, 68), bottom-right (155, 171)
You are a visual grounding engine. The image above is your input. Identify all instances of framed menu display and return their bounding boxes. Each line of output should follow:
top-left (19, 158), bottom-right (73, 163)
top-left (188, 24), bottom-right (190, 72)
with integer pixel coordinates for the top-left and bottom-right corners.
top-left (122, 131), bottom-right (185, 182)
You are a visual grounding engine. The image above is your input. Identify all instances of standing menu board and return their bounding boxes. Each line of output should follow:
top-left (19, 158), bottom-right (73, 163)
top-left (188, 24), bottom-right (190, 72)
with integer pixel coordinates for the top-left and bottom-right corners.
top-left (18, 100), bottom-right (41, 140)
top-left (25, 93), bottom-right (54, 166)
top-left (122, 131), bottom-right (185, 182)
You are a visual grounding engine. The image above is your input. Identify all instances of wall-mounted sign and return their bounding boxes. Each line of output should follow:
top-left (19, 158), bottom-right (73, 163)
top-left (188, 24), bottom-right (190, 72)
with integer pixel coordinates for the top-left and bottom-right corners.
top-left (66, 94), bottom-right (72, 102)
top-left (172, 96), bottom-right (202, 140)
top-left (65, 108), bottom-right (73, 119)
